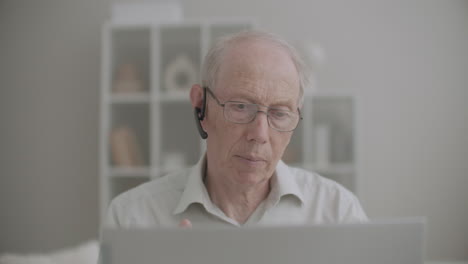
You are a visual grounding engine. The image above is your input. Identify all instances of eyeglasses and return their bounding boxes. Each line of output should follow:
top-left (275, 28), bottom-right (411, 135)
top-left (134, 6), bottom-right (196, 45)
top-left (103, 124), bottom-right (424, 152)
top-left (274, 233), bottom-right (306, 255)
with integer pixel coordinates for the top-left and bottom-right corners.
top-left (204, 87), bottom-right (302, 132)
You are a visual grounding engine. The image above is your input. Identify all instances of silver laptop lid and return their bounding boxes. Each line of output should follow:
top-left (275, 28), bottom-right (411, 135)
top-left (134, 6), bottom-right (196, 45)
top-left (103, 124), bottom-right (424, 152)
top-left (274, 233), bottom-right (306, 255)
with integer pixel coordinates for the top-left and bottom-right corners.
top-left (101, 219), bottom-right (425, 264)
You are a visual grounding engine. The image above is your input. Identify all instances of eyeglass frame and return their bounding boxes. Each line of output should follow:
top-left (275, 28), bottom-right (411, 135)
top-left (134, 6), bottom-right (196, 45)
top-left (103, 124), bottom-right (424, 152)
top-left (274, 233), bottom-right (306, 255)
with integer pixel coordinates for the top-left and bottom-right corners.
top-left (200, 87), bottom-right (302, 132)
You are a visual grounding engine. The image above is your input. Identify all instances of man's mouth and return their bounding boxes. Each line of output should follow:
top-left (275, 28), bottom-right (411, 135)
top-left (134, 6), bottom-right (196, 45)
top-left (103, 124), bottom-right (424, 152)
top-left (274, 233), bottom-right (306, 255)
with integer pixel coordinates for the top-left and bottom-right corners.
top-left (235, 155), bottom-right (267, 165)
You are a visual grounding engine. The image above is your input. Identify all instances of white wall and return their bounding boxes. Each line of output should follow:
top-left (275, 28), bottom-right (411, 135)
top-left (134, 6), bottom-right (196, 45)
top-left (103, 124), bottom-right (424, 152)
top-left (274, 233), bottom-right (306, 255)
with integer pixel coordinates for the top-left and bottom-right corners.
top-left (1, 0), bottom-right (467, 260)
top-left (0, 0), bottom-right (107, 252)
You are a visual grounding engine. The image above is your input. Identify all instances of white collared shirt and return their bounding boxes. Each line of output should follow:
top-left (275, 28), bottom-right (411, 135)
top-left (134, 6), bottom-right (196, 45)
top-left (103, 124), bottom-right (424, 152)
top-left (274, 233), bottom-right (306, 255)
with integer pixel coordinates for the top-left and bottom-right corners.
top-left (104, 156), bottom-right (367, 228)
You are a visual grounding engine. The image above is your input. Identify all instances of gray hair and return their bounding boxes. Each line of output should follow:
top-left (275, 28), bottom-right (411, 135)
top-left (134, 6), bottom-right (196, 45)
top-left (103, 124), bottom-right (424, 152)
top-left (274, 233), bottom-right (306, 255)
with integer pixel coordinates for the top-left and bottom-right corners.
top-left (201, 30), bottom-right (308, 106)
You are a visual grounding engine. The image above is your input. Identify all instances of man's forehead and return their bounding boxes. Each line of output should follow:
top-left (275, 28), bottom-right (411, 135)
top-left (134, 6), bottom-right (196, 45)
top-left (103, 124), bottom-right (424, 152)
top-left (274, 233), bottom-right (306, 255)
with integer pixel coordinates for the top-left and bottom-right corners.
top-left (229, 87), bottom-right (297, 107)
top-left (215, 40), bottom-right (300, 105)
top-left (216, 77), bottom-right (299, 109)
top-left (222, 39), bottom-right (298, 76)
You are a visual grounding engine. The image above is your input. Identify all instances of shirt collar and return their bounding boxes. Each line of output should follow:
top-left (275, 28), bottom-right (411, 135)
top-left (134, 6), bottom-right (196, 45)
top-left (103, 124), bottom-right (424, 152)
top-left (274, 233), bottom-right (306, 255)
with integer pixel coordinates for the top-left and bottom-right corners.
top-left (173, 155), bottom-right (211, 215)
top-left (271, 160), bottom-right (305, 205)
top-left (173, 156), bottom-right (304, 215)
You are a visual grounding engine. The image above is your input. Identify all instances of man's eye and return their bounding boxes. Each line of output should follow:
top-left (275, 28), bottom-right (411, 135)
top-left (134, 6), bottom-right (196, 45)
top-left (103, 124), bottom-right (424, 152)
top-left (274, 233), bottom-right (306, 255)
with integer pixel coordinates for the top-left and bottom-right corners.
top-left (270, 110), bottom-right (289, 119)
top-left (233, 103), bottom-right (247, 111)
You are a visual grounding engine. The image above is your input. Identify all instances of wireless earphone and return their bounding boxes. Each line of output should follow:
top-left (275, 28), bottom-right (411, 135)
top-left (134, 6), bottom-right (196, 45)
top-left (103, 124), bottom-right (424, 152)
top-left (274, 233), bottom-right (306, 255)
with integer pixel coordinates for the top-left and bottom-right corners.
top-left (193, 87), bottom-right (208, 139)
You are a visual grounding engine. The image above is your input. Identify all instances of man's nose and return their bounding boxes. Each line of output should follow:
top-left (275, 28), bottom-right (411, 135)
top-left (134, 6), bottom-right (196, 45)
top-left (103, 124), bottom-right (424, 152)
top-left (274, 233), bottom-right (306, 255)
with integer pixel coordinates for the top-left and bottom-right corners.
top-left (246, 111), bottom-right (269, 144)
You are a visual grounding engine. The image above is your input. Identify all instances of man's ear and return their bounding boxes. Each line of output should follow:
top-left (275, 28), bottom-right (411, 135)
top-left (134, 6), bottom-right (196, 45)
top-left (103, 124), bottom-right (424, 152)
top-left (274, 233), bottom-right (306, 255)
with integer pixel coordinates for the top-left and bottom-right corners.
top-left (190, 84), bottom-right (204, 109)
top-left (190, 84), bottom-right (208, 139)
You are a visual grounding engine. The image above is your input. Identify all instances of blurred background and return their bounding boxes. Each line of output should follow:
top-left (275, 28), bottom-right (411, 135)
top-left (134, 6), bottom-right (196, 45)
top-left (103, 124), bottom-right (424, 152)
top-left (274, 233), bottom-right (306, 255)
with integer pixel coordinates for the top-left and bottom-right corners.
top-left (0, 0), bottom-right (467, 262)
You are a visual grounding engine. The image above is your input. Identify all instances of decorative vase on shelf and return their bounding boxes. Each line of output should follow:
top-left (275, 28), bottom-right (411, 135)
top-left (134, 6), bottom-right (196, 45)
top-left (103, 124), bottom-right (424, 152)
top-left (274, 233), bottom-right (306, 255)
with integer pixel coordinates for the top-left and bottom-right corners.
top-left (110, 125), bottom-right (144, 167)
top-left (164, 54), bottom-right (197, 95)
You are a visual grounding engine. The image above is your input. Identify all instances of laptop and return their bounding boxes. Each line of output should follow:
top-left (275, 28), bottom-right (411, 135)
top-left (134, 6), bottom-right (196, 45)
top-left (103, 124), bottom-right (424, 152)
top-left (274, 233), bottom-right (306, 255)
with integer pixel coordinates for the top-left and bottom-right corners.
top-left (100, 219), bottom-right (425, 264)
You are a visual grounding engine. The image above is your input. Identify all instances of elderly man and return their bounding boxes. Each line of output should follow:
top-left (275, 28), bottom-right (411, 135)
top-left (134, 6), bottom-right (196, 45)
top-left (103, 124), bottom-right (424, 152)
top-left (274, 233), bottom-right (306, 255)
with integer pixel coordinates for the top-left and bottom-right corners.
top-left (105, 30), bottom-right (367, 228)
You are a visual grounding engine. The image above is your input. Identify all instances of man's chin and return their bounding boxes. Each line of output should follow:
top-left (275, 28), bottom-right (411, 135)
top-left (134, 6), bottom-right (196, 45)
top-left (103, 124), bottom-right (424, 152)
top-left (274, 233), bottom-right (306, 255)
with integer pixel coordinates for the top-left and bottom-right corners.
top-left (232, 168), bottom-right (273, 186)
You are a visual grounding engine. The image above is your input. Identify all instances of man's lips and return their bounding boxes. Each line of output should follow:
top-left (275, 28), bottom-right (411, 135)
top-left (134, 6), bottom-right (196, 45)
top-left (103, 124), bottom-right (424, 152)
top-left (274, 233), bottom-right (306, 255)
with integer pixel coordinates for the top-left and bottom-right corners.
top-left (235, 155), bottom-right (266, 163)
top-left (234, 155), bottom-right (268, 169)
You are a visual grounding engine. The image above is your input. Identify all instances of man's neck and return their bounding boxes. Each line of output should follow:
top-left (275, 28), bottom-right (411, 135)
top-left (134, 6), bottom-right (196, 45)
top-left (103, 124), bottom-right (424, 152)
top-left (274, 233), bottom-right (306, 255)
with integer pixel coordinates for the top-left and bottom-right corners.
top-left (205, 174), bottom-right (271, 225)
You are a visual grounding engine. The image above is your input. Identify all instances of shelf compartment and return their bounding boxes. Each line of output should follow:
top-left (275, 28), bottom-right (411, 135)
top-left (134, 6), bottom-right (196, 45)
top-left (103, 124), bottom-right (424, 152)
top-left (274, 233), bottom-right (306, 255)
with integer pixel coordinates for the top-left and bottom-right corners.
top-left (109, 103), bottom-right (150, 167)
top-left (159, 25), bottom-right (202, 95)
top-left (311, 96), bottom-right (354, 164)
top-left (111, 28), bottom-right (151, 94)
top-left (159, 101), bottom-right (201, 170)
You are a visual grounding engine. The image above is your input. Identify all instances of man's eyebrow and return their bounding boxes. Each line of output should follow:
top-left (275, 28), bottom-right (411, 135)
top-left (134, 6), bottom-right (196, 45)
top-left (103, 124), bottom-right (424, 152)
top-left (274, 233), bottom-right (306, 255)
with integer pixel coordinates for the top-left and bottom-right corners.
top-left (270, 99), bottom-right (295, 107)
top-left (229, 94), bottom-right (295, 109)
top-left (226, 92), bottom-right (257, 103)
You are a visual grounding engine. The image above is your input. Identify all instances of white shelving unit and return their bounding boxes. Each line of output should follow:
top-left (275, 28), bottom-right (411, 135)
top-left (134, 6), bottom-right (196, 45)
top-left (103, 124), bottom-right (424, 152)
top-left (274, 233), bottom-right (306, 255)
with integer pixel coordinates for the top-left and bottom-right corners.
top-left (99, 21), bottom-right (358, 222)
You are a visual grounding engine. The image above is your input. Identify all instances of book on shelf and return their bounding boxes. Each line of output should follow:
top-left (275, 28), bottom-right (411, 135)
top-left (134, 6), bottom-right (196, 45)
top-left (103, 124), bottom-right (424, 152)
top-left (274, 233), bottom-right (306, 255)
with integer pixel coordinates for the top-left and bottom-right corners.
top-left (110, 125), bottom-right (144, 167)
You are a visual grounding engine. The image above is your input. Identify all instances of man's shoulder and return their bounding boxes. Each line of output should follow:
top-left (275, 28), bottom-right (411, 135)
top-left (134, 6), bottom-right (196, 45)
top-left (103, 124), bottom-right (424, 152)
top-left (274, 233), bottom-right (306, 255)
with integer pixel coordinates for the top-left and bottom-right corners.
top-left (104, 167), bottom-right (193, 228)
top-left (286, 165), bottom-right (357, 200)
top-left (286, 165), bottom-right (341, 188)
top-left (110, 167), bottom-right (190, 210)
top-left (284, 164), bottom-right (367, 222)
